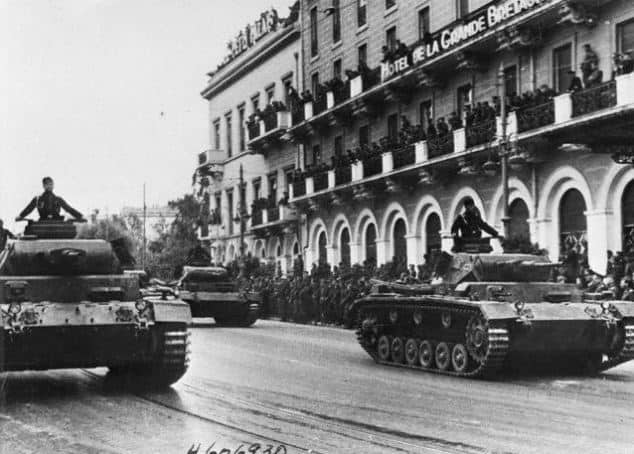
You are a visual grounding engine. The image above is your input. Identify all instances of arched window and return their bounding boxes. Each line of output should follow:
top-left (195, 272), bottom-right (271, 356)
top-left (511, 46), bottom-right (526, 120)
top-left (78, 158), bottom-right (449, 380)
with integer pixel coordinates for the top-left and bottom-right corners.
top-left (559, 189), bottom-right (587, 258)
top-left (276, 244), bottom-right (282, 257)
top-left (425, 213), bottom-right (442, 255)
top-left (318, 231), bottom-right (328, 265)
top-left (622, 181), bottom-right (634, 253)
top-left (340, 227), bottom-right (351, 267)
top-left (393, 218), bottom-right (407, 263)
top-left (509, 199), bottom-right (530, 239)
top-left (365, 224), bottom-right (377, 265)
top-left (293, 242), bottom-right (299, 255)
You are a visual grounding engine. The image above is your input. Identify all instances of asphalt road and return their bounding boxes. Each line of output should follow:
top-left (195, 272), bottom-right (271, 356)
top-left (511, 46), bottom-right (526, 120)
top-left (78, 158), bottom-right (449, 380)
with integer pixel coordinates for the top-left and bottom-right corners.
top-left (1, 320), bottom-right (634, 454)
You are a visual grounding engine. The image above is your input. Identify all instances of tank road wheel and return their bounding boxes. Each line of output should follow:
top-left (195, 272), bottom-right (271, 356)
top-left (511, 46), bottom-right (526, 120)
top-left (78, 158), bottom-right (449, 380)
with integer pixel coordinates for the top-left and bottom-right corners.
top-left (466, 315), bottom-right (489, 364)
top-left (451, 344), bottom-right (469, 374)
top-left (391, 337), bottom-right (405, 363)
top-left (419, 340), bottom-right (435, 368)
top-left (435, 342), bottom-right (452, 371)
top-left (405, 338), bottom-right (419, 365)
top-left (377, 335), bottom-right (391, 361)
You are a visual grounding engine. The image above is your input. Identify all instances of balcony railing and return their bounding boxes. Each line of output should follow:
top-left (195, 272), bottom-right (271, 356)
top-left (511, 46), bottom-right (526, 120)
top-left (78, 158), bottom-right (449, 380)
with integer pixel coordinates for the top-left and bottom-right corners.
top-left (263, 113), bottom-right (278, 132)
top-left (251, 209), bottom-right (263, 227)
top-left (293, 179), bottom-right (306, 198)
top-left (267, 206), bottom-right (280, 223)
top-left (362, 154), bottom-right (382, 178)
top-left (516, 101), bottom-right (555, 133)
top-left (335, 165), bottom-right (352, 186)
top-left (428, 134), bottom-right (454, 159)
top-left (247, 122), bottom-right (260, 141)
top-left (392, 144), bottom-right (416, 169)
top-left (572, 81), bottom-right (617, 118)
top-left (314, 94), bottom-right (328, 116)
top-left (466, 120), bottom-right (496, 148)
top-left (313, 170), bottom-right (329, 192)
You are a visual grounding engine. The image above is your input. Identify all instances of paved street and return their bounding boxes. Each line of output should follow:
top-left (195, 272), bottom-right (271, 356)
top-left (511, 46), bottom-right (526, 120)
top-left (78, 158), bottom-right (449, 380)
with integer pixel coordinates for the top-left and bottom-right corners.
top-left (1, 320), bottom-right (634, 454)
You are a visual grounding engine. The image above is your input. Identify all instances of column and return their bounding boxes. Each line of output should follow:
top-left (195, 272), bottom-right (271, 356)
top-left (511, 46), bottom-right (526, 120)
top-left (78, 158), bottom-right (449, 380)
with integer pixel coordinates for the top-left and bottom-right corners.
top-left (326, 245), bottom-right (337, 267)
top-left (405, 234), bottom-right (420, 266)
top-left (535, 218), bottom-right (556, 262)
top-left (554, 93), bottom-right (572, 124)
top-left (349, 241), bottom-right (361, 265)
top-left (382, 152), bottom-right (394, 173)
top-left (376, 240), bottom-right (389, 266)
top-left (440, 230), bottom-right (454, 252)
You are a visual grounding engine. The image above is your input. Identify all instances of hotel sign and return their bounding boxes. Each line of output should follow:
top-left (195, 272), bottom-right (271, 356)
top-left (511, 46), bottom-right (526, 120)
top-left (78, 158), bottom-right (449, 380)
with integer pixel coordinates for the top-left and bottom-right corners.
top-left (224, 8), bottom-right (280, 63)
top-left (381, 0), bottom-right (548, 82)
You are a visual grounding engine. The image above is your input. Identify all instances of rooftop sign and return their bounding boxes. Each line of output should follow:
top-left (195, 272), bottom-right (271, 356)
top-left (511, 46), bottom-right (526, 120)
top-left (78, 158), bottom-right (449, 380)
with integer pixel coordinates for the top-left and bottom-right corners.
top-left (381, 0), bottom-right (548, 82)
top-left (223, 8), bottom-right (280, 65)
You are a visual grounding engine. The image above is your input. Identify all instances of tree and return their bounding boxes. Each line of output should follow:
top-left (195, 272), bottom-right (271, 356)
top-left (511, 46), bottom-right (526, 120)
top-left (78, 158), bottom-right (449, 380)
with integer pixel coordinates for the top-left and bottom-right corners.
top-left (77, 215), bottom-right (139, 262)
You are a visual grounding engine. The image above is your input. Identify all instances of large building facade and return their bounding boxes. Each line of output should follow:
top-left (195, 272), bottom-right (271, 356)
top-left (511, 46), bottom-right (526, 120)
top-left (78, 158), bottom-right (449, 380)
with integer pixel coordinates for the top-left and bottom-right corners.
top-left (196, 5), bottom-right (302, 273)
top-left (286, 0), bottom-right (634, 275)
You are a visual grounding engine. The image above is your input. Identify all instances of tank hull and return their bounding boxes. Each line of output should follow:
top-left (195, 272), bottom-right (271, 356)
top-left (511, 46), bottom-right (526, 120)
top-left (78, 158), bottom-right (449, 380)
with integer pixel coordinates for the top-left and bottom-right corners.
top-left (180, 290), bottom-right (260, 326)
top-left (353, 295), bottom-right (634, 378)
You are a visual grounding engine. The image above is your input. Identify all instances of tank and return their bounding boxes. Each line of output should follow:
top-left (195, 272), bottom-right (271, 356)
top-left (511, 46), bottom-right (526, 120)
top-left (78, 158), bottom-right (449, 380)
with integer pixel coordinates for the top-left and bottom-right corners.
top-left (176, 265), bottom-right (260, 327)
top-left (352, 242), bottom-right (634, 378)
top-left (0, 220), bottom-right (191, 387)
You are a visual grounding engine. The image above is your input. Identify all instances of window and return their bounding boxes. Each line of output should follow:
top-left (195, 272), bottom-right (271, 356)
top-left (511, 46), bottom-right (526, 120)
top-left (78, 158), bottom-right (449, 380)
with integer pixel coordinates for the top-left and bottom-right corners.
top-left (456, 0), bottom-right (469, 19)
top-left (310, 7), bottom-right (319, 57)
top-left (334, 135), bottom-right (343, 158)
top-left (252, 179), bottom-right (261, 200)
top-left (457, 84), bottom-right (473, 120)
top-left (225, 113), bottom-right (233, 157)
top-left (419, 7), bottom-right (430, 41)
top-left (358, 0), bottom-right (367, 27)
top-left (617, 18), bottom-right (634, 53)
top-left (268, 173), bottom-right (278, 201)
top-left (266, 85), bottom-right (275, 104)
top-left (333, 59), bottom-right (342, 80)
top-left (386, 27), bottom-right (397, 53)
top-left (332, 0), bottom-right (341, 43)
top-left (282, 75), bottom-right (293, 107)
top-left (358, 44), bottom-right (368, 68)
top-left (359, 124), bottom-right (370, 147)
top-left (214, 192), bottom-right (222, 224)
top-left (213, 120), bottom-right (220, 150)
top-left (504, 65), bottom-right (518, 98)
top-left (312, 144), bottom-right (321, 164)
top-left (251, 94), bottom-right (260, 113)
top-left (284, 167), bottom-right (294, 193)
top-left (238, 106), bottom-right (246, 152)
top-left (387, 113), bottom-right (398, 143)
top-left (311, 72), bottom-right (320, 96)
top-left (553, 43), bottom-right (573, 93)
top-left (386, 0), bottom-right (396, 10)
top-left (419, 100), bottom-right (432, 130)
top-left (226, 190), bottom-right (234, 234)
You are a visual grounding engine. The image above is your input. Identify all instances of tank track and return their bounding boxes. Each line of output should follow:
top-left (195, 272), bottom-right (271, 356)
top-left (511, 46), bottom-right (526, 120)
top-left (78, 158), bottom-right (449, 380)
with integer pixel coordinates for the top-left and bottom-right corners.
top-left (598, 321), bottom-right (634, 372)
top-left (355, 301), bottom-right (509, 379)
top-left (154, 328), bottom-right (191, 385)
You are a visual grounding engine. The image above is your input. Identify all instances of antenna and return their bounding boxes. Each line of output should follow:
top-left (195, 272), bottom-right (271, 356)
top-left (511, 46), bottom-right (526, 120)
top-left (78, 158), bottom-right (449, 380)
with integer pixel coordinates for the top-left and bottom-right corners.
top-left (142, 183), bottom-right (147, 269)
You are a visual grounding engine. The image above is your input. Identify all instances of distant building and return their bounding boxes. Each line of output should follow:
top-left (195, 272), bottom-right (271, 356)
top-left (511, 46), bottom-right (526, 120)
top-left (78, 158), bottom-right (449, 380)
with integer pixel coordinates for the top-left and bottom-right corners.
top-left (120, 205), bottom-right (178, 241)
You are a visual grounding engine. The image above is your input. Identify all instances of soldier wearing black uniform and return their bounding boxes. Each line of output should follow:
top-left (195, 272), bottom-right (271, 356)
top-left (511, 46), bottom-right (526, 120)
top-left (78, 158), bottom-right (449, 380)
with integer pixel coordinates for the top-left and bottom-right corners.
top-left (16, 177), bottom-right (84, 221)
top-left (451, 197), bottom-right (501, 251)
top-left (0, 219), bottom-right (16, 250)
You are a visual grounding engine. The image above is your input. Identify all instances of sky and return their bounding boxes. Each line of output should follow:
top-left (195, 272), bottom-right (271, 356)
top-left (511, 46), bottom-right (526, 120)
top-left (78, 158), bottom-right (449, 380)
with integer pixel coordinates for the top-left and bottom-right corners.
top-left (0, 0), bottom-right (295, 231)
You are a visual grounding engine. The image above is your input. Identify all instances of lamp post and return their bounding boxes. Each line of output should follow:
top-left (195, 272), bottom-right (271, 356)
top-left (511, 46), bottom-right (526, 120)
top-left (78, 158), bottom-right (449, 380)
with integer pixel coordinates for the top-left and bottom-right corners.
top-left (498, 64), bottom-right (511, 239)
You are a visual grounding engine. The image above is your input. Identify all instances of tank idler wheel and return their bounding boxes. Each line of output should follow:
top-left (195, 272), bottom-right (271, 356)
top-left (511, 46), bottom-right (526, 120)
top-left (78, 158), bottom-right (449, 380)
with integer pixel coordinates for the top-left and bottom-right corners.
top-left (377, 335), bottom-right (391, 361)
top-left (419, 340), bottom-right (435, 368)
top-left (391, 337), bottom-right (405, 363)
top-left (405, 338), bottom-right (419, 365)
top-left (451, 343), bottom-right (469, 374)
top-left (435, 342), bottom-right (452, 371)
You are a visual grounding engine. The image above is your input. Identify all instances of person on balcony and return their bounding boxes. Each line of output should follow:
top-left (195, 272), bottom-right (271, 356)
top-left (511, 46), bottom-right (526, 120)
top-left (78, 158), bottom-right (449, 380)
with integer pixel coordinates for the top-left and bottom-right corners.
top-left (448, 111), bottom-right (462, 130)
top-left (581, 44), bottom-right (599, 83)
top-left (451, 197), bottom-right (501, 252)
top-left (585, 61), bottom-right (604, 88)
top-left (427, 118), bottom-right (437, 138)
top-left (436, 117), bottom-right (449, 137)
top-left (567, 70), bottom-right (584, 92)
top-left (278, 192), bottom-right (289, 206)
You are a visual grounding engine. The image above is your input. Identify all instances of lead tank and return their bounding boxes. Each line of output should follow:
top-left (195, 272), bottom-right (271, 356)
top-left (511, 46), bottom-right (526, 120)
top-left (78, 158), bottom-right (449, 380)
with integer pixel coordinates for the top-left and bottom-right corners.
top-left (352, 245), bottom-right (634, 378)
top-left (0, 220), bottom-right (191, 387)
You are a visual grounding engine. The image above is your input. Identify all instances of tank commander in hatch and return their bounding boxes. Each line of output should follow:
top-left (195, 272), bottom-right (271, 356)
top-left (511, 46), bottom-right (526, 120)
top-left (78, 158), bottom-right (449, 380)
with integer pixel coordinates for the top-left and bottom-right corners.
top-left (451, 197), bottom-right (501, 251)
top-left (15, 176), bottom-right (85, 222)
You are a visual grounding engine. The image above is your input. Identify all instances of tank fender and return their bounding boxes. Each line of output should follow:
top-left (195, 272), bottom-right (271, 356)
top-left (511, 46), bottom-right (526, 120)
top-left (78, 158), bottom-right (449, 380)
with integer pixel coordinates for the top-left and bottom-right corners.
top-left (476, 301), bottom-right (521, 320)
top-left (608, 302), bottom-right (634, 318)
top-left (151, 300), bottom-right (192, 323)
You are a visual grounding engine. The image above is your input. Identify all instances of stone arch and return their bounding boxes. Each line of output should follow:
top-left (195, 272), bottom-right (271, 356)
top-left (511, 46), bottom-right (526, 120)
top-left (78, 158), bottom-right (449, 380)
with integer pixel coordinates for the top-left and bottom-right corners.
top-left (253, 239), bottom-right (266, 259)
top-left (446, 187), bottom-right (486, 229)
top-left (411, 195), bottom-right (444, 263)
top-left (598, 165), bottom-right (634, 252)
top-left (353, 208), bottom-right (379, 264)
top-left (307, 217), bottom-right (328, 266)
top-left (380, 202), bottom-right (410, 262)
top-left (330, 213), bottom-right (352, 266)
top-left (488, 177), bottom-right (534, 228)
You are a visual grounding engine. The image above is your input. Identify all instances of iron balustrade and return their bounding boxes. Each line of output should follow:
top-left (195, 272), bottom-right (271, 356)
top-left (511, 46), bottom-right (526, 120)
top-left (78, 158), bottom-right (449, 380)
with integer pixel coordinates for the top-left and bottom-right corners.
top-left (313, 94), bottom-right (328, 116)
top-left (334, 81), bottom-right (351, 104)
top-left (392, 145), bottom-right (416, 169)
top-left (572, 81), bottom-right (617, 117)
top-left (516, 101), bottom-right (555, 133)
top-left (291, 103), bottom-right (304, 125)
top-left (247, 122), bottom-right (260, 140)
top-left (313, 171), bottom-right (329, 192)
top-left (363, 154), bottom-right (382, 177)
top-left (335, 165), bottom-right (352, 186)
top-left (267, 206), bottom-right (280, 223)
top-left (428, 134), bottom-right (454, 158)
top-left (293, 179), bottom-right (306, 197)
top-left (466, 120), bottom-right (496, 148)
top-left (251, 209), bottom-right (263, 226)
top-left (263, 113), bottom-right (278, 132)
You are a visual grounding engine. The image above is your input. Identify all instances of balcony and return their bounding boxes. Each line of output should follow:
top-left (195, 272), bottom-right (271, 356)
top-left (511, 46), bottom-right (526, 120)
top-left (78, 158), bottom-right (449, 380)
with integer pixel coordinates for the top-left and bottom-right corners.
top-left (465, 120), bottom-right (496, 148)
top-left (251, 208), bottom-right (264, 227)
top-left (250, 205), bottom-right (298, 237)
top-left (196, 149), bottom-right (225, 177)
top-left (248, 110), bottom-right (291, 154)
top-left (335, 164), bottom-right (352, 186)
top-left (312, 170), bottom-right (329, 192)
top-left (392, 144), bottom-right (416, 170)
top-left (571, 81), bottom-right (617, 118)
top-left (516, 101), bottom-right (555, 133)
